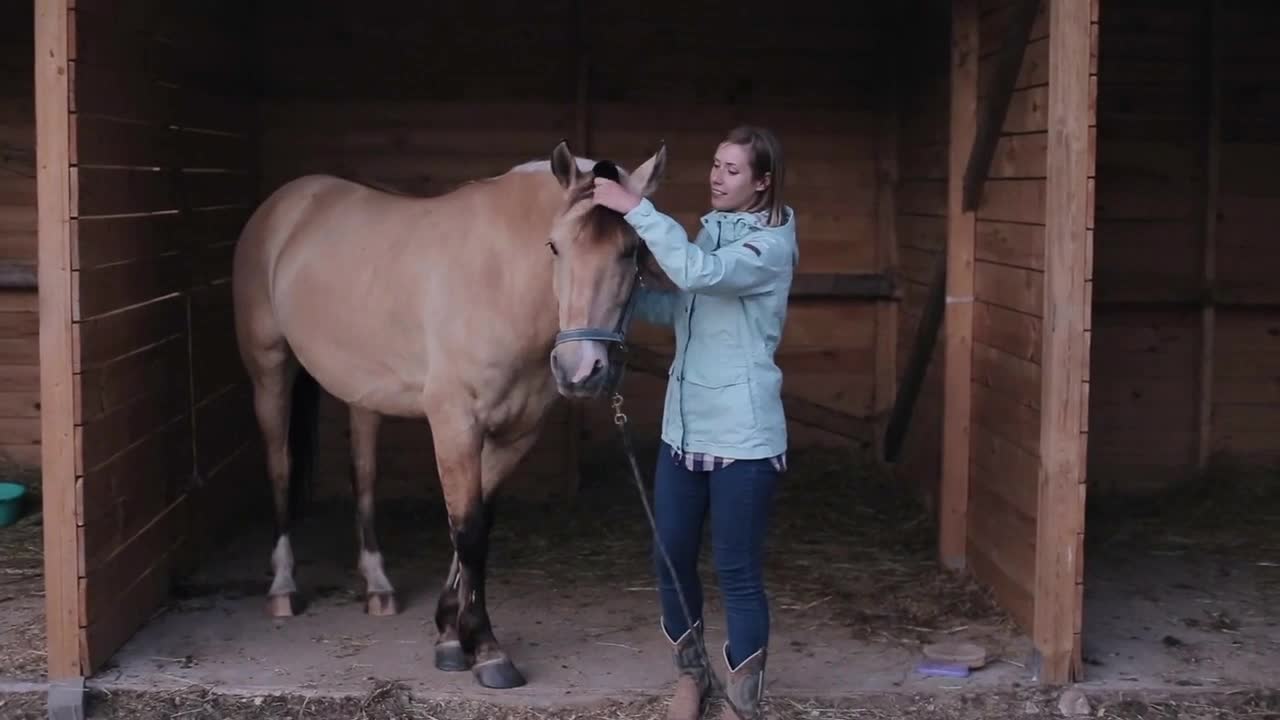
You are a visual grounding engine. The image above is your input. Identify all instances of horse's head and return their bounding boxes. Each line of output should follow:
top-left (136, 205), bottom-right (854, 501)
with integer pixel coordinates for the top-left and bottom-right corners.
top-left (546, 139), bottom-right (667, 400)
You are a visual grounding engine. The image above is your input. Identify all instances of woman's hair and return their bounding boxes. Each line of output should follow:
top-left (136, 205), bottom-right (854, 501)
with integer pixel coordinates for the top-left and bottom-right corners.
top-left (722, 125), bottom-right (787, 226)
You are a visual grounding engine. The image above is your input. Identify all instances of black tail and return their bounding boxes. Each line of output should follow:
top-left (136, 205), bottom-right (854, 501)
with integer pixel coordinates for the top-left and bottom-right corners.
top-left (287, 368), bottom-right (322, 523)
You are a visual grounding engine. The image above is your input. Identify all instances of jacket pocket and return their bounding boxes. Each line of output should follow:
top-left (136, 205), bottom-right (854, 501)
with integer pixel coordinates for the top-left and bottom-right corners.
top-left (681, 361), bottom-right (757, 447)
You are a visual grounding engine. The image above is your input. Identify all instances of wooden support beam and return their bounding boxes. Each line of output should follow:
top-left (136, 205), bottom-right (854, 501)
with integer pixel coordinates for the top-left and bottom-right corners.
top-left (1197, 0), bottom-right (1222, 471)
top-left (941, 0), bottom-right (978, 572)
top-left (962, 0), bottom-right (1041, 211)
top-left (0, 263), bottom-right (37, 290)
top-left (1034, 0), bottom-right (1090, 686)
top-left (883, 254), bottom-right (946, 463)
top-left (789, 272), bottom-right (895, 300)
top-left (35, 0), bottom-right (86, 683)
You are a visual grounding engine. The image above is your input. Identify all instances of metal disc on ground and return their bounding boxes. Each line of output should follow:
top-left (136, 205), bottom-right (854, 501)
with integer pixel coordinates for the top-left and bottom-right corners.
top-left (922, 641), bottom-right (987, 669)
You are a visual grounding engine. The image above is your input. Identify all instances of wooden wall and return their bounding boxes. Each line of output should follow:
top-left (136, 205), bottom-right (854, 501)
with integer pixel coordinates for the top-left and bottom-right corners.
top-left (1089, 0), bottom-right (1280, 495)
top-left (65, 0), bottom-right (259, 673)
top-left (893, 1), bottom-right (950, 505)
top-left (0, 0), bottom-right (39, 470)
top-left (254, 0), bottom-right (892, 500)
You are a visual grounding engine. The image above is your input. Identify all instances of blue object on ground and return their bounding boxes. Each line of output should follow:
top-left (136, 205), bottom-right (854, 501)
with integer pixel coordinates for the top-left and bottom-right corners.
top-left (0, 481), bottom-right (27, 528)
top-left (917, 659), bottom-right (971, 678)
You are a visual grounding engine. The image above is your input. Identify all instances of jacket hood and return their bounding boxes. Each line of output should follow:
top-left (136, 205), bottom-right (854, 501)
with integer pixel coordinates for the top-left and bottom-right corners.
top-left (700, 205), bottom-right (796, 243)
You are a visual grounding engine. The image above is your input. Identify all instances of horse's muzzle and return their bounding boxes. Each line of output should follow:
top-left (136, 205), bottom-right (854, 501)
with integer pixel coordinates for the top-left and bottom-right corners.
top-left (550, 337), bottom-right (620, 399)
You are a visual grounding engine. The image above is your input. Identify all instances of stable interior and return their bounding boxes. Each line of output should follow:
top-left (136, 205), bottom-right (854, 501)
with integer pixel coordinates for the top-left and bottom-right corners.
top-left (2, 0), bottom-right (1279, 704)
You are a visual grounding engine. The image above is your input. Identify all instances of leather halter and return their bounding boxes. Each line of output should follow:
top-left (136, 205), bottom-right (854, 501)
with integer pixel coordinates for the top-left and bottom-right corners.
top-left (550, 162), bottom-right (645, 395)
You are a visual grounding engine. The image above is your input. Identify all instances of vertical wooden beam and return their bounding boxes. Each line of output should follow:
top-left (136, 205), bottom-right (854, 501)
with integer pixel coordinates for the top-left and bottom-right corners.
top-left (873, 11), bottom-right (901, 429)
top-left (1197, 0), bottom-right (1221, 470)
top-left (1035, 0), bottom-right (1091, 686)
top-left (35, 0), bottom-right (85, 681)
top-left (941, 0), bottom-right (979, 571)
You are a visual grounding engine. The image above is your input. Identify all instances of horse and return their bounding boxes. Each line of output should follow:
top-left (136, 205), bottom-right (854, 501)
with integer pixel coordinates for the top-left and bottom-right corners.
top-left (231, 140), bottom-right (668, 689)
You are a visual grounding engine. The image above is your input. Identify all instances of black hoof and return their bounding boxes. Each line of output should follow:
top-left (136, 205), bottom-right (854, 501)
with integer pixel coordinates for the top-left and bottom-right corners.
top-left (473, 656), bottom-right (526, 689)
top-left (434, 641), bottom-right (469, 672)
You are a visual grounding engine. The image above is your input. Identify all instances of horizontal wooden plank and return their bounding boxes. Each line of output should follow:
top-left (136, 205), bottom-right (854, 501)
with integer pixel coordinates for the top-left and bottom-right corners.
top-left (970, 421), bottom-right (1039, 520)
top-left (73, 167), bottom-right (177, 216)
top-left (78, 379), bottom-right (189, 475)
top-left (72, 213), bottom-right (183, 270)
top-left (79, 419), bottom-right (192, 574)
top-left (987, 132), bottom-right (1047, 179)
top-left (898, 180), bottom-right (947, 216)
top-left (77, 337), bottom-right (188, 426)
top-left (0, 390), bottom-right (40, 418)
top-left (788, 273), bottom-right (894, 299)
top-left (75, 295), bottom-right (185, 369)
top-left (977, 179), bottom-right (1046, 225)
top-left (898, 215), bottom-right (947, 253)
top-left (975, 260), bottom-right (1044, 317)
top-left (1003, 86), bottom-right (1048, 133)
top-left (971, 378), bottom-right (1041, 456)
top-left (81, 493), bottom-right (185, 625)
top-left (194, 384), bottom-right (254, 476)
top-left (74, 252), bottom-right (186, 320)
top-left (972, 340), bottom-right (1041, 411)
top-left (180, 170), bottom-right (255, 209)
top-left (975, 220), bottom-right (1044, 271)
top-left (0, 363), bottom-right (38, 392)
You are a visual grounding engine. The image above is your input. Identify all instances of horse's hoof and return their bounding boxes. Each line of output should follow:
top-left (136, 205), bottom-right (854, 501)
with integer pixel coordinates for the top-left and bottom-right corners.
top-left (366, 592), bottom-right (397, 617)
top-left (473, 656), bottom-right (526, 689)
top-left (267, 593), bottom-right (298, 618)
top-left (434, 641), bottom-right (469, 672)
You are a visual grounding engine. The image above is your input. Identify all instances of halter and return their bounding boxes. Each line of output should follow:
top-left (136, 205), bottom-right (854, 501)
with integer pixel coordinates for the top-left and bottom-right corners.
top-left (550, 161), bottom-right (645, 396)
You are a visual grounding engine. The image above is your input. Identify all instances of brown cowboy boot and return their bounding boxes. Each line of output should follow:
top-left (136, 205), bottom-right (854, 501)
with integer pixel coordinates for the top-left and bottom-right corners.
top-left (662, 618), bottom-right (712, 720)
top-left (711, 643), bottom-right (767, 720)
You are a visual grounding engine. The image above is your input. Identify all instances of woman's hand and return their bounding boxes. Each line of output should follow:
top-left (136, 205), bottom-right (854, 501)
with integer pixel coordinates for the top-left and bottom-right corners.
top-left (592, 178), bottom-right (642, 215)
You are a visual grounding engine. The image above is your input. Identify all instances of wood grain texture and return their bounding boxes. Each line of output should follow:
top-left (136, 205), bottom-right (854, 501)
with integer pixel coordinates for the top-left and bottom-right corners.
top-left (35, 0), bottom-right (85, 680)
top-left (941, 0), bottom-right (978, 571)
top-left (1034, 0), bottom-right (1090, 685)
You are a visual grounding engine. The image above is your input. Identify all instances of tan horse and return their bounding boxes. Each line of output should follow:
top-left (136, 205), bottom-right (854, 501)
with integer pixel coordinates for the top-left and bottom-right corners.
top-left (231, 140), bottom-right (667, 688)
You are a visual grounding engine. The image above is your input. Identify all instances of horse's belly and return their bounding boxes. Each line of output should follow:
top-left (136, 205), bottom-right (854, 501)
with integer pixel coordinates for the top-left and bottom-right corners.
top-left (293, 339), bottom-right (428, 418)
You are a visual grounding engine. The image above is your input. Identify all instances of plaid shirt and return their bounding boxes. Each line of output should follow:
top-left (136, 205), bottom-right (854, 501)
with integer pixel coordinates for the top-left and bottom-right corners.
top-left (671, 446), bottom-right (788, 473)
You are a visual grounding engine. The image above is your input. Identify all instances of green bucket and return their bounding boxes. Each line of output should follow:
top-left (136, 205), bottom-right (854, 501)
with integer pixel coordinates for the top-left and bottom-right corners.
top-left (0, 482), bottom-right (26, 528)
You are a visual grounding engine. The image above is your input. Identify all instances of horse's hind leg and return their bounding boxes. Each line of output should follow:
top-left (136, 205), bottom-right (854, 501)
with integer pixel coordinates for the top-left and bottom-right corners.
top-left (246, 345), bottom-right (302, 617)
top-left (349, 405), bottom-right (397, 615)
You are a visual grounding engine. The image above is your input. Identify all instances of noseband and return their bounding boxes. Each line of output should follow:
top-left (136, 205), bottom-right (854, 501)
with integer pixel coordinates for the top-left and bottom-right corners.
top-left (551, 161), bottom-right (645, 395)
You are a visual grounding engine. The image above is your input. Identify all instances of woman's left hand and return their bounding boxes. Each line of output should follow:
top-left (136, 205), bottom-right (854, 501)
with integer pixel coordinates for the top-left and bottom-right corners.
top-left (592, 178), bottom-right (642, 215)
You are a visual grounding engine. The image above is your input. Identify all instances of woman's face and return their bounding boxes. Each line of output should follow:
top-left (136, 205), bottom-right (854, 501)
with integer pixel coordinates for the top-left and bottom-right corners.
top-left (709, 142), bottom-right (769, 213)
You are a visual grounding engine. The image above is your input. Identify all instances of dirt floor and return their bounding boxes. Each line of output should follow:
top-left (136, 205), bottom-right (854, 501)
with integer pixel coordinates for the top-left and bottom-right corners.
top-left (0, 463), bottom-right (47, 682)
top-left (3, 446), bottom-right (1280, 718)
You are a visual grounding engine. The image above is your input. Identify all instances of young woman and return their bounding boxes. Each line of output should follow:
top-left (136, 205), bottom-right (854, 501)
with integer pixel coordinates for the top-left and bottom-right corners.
top-left (592, 125), bottom-right (796, 720)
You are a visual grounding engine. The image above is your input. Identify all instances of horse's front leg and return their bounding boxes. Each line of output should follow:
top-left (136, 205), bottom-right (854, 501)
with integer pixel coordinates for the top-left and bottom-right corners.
top-left (430, 413), bottom-right (535, 689)
top-left (349, 405), bottom-right (396, 615)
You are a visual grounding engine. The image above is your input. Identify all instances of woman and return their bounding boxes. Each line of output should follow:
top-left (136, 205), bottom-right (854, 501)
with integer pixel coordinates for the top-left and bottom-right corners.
top-left (593, 125), bottom-right (796, 720)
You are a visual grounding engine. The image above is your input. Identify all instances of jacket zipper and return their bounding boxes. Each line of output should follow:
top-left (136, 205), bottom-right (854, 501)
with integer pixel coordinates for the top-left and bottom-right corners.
top-left (677, 221), bottom-right (721, 454)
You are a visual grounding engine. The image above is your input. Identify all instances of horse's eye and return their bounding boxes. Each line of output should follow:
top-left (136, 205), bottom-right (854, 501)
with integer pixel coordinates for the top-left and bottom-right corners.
top-left (546, 240), bottom-right (559, 256)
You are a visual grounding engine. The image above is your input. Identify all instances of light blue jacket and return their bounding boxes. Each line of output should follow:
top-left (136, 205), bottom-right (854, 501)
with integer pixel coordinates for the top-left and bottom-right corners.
top-left (622, 197), bottom-right (798, 459)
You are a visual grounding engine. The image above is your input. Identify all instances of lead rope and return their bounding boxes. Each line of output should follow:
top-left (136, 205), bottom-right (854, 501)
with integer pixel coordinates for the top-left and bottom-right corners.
top-left (610, 392), bottom-right (742, 719)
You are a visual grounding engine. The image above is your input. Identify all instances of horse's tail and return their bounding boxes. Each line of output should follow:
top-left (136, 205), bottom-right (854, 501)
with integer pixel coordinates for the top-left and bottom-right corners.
top-left (287, 366), bottom-right (322, 522)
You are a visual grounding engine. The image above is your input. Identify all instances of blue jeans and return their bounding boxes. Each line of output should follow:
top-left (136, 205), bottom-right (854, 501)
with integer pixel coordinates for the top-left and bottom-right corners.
top-left (653, 442), bottom-right (778, 668)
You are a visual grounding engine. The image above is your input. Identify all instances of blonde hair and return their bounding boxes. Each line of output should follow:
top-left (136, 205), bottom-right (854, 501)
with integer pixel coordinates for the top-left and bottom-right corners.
top-left (723, 125), bottom-right (787, 226)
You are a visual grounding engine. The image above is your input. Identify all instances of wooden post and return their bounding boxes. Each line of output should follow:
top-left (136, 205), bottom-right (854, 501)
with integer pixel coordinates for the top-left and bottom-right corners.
top-left (35, 0), bottom-right (85, 683)
top-left (1035, 0), bottom-right (1090, 685)
top-left (1197, 0), bottom-right (1221, 470)
top-left (941, 0), bottom-right (978, 571)
top-left (872, 6), bottom-right (901, 432)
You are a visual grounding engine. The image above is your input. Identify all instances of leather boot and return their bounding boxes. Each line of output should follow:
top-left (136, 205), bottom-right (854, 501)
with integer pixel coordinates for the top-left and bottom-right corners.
top-left (662, 618), bottom-right (712, 720)
top-left (711, 642), bottom-right (767, 720)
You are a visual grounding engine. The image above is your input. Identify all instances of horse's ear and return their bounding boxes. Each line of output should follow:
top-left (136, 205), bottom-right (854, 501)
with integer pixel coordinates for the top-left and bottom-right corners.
top-left (550, 140), bottom-right (577, 189)
top-left (627, 142), bottom-right (667, 198)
